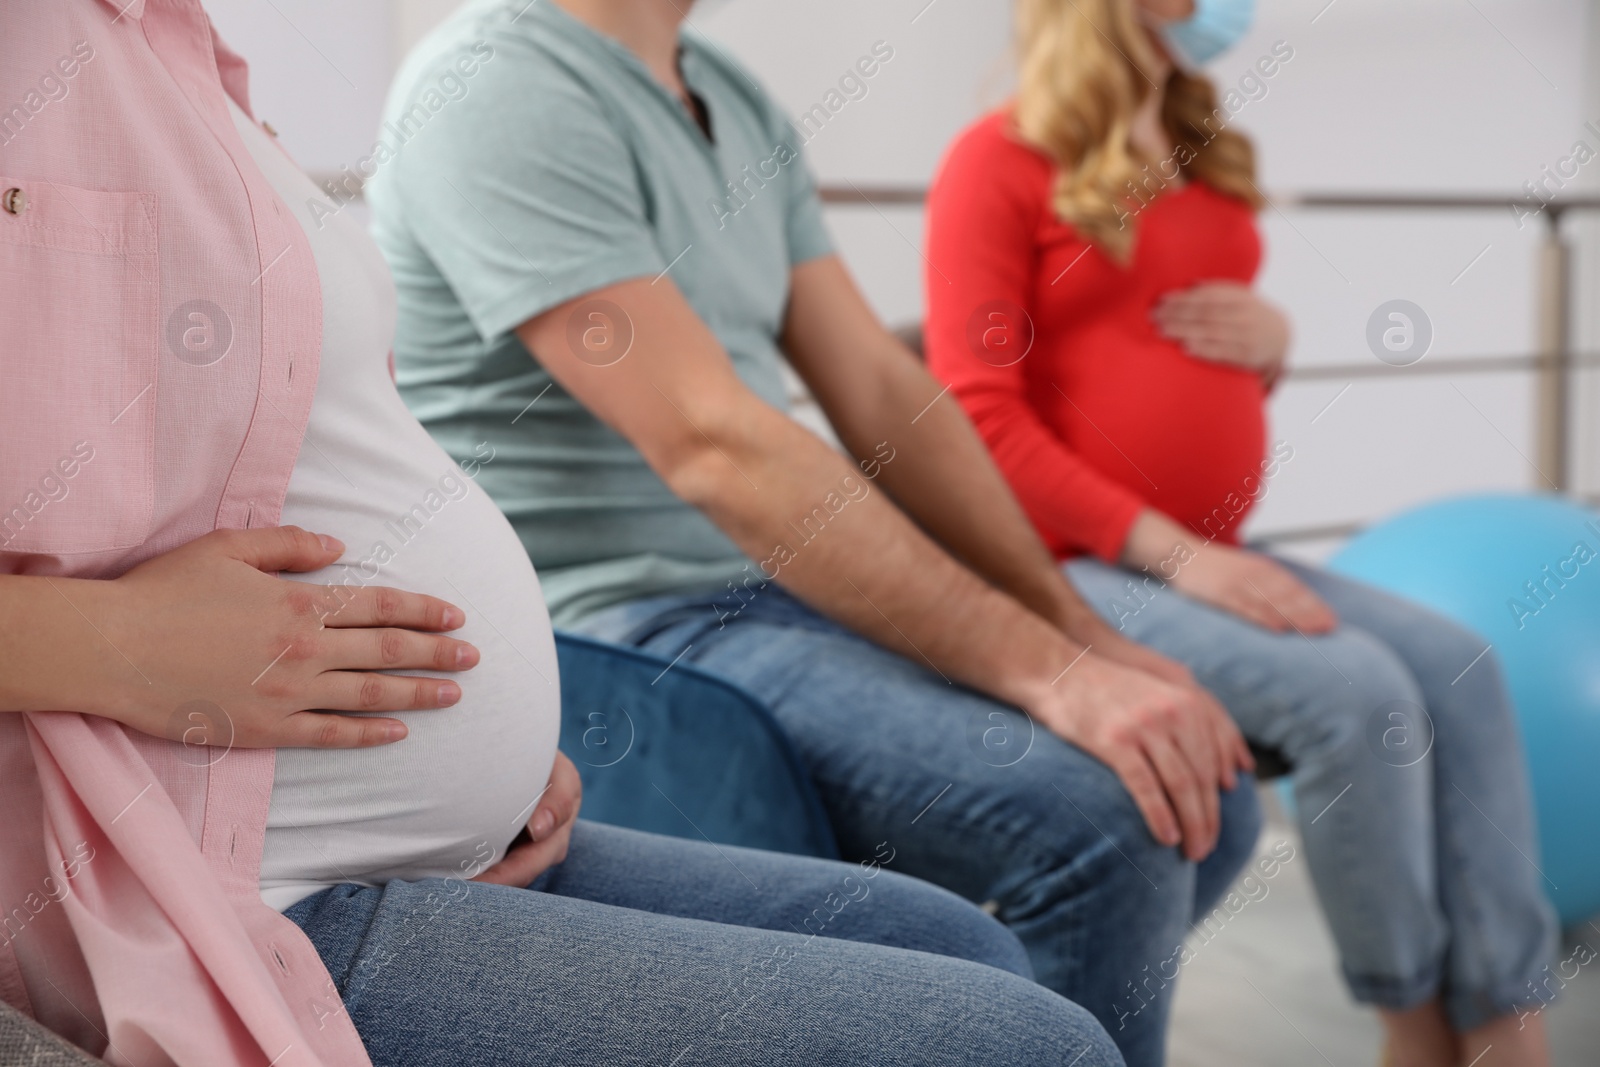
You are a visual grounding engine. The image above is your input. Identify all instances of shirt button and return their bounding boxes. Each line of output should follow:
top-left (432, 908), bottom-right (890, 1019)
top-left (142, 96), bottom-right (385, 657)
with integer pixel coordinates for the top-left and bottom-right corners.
top-left (1, 188), bottom-right (25, 215)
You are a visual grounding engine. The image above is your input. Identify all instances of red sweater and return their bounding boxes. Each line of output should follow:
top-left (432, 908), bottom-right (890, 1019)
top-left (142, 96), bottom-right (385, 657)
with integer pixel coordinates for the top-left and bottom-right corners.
top-left (925, 110), bottom-right (1268, 562)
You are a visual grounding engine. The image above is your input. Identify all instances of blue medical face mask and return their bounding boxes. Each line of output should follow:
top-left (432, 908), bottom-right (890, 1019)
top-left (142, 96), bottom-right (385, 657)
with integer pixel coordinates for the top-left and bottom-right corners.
top-left (1160, 0), bottom-right (1256, 69)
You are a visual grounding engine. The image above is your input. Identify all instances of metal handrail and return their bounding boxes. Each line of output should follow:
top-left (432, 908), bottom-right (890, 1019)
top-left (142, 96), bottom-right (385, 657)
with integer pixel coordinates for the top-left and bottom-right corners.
top-left (1253, 521), bottom-right (1366, 546)
top-left (1280, 192), bottom-right (1600, 219)
top-left (819, 185), bottom-right (1600, 216)
top-left (1282, 351), bottom-right (1600, 383)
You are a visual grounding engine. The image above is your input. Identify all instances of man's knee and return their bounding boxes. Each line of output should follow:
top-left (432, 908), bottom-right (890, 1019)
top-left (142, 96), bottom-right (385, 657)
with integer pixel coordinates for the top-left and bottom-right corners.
top-left (1038, 769), bottom-right (1192, 905)
top-left (1193, 777), bottom-right (1264, 916)
top-left (1214, 777), bottom-right (1263, 872)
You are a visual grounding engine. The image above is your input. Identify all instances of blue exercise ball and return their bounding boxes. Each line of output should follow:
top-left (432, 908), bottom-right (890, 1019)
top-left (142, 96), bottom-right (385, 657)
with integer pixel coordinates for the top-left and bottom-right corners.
top-left (1329, 493), bottom-right (1600, 926)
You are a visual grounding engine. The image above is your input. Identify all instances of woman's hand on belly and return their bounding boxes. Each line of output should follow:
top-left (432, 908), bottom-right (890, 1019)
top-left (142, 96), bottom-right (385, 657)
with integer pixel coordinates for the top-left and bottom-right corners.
top-left (92, 526), bottom-right (478, 748)
top-left (1152, 281), bottom-right (1290, 385)
top-left (473, 750), bottom-right (582, 887)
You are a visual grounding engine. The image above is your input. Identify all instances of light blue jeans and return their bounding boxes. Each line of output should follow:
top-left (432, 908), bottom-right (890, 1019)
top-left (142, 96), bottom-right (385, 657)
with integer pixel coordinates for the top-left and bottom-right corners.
top-left (574, 586), bottom-right (1263, 1067)
top-left (287, 820), bottom-right (1122, 1066)
top-left (1065, 555), bottom-right (1560, 1030)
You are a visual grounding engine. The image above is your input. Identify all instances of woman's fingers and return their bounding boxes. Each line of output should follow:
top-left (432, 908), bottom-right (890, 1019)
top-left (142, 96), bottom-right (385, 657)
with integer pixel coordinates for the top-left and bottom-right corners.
top-left (1154, 286), bottom-right (1247, 325)
top-left (1154, 284), bottom-right (1271, 371)
top-left (472, 826), bottom-right (571, 886)
top-left (207, 525), bottom-right (346, 574)
top-left (320, 627), bottom-right (479, 672)
top-left (1280, 592), bottom-right (1336, 632)
top-left (1250, 564), bottom-right (1339, 633)
top-left (1279, 581), bottom-right (1338, 632)
top-left (1156, 314), bottom-right (1256, 366)
top-left (315, 670), bottom-right (464, 713)
top-left (1153, 303), bottom-right (1222, 332)
top-left (531, 752), bottom-right (584, 840)
top-left (275, 710), bottom-right (410, 748)
top-left (316, 584), bottom-right (467, 632)
top-left (1154, 297), bottom-right (1224, 324)
top-left (477, 756), bottom-right (584, 886)
top-left (1177, 335), bottom-right (1248, 363)
top-left (1222, 586), bottom-right (1292, 631)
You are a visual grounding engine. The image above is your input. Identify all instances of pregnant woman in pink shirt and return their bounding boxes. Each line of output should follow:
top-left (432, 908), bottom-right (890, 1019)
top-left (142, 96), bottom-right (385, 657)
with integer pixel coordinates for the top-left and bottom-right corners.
top-left (0, 4), bottom-right (1121, 1065)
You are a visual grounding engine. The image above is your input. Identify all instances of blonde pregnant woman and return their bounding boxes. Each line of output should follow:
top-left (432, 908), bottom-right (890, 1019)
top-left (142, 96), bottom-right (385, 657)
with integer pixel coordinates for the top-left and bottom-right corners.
top-left (924, 2), bottom-right (1560, 1065)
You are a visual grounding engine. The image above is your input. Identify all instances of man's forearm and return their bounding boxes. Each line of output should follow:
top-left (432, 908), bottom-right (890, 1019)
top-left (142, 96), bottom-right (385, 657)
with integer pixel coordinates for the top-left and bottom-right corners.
top-left (830, 357), bottom-right (1107, 639)
top-left (667, 405), bottom-right (1081, 709)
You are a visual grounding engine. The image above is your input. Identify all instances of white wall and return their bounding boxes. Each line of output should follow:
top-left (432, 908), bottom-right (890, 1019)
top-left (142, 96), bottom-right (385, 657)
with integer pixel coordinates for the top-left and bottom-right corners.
top-left (207, 0), bottom-right (395, 173)
top-left (206, 0), bottom-right (1599, 554)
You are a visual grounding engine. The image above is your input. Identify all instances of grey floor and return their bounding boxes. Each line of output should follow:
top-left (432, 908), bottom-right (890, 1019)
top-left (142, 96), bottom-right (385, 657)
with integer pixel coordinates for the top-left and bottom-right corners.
top-left (1167, 789), bottom-right (1600, 1067)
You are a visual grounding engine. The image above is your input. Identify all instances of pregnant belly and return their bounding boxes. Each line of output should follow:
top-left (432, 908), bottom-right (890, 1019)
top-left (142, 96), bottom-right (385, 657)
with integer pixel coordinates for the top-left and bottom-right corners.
top-left (1046, 330), bottom-right (1268, 540)
top-left (262, 478), bottom-right (561, 909)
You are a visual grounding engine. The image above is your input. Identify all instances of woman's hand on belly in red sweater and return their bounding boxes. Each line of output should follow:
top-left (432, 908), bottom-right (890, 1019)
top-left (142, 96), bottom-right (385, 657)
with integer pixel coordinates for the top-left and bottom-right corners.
top-left (1152, 281), bottom-right (1290, 387)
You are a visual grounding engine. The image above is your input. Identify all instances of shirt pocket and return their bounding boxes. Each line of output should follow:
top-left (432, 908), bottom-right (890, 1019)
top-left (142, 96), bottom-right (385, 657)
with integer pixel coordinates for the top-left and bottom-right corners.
top-left (0, 179), bottom-right (158, 555)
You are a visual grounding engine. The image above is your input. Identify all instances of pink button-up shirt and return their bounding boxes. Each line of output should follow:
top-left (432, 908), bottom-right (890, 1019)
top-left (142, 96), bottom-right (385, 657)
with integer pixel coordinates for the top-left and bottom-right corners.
top-left (2, 2), bottom-right (369, 1063)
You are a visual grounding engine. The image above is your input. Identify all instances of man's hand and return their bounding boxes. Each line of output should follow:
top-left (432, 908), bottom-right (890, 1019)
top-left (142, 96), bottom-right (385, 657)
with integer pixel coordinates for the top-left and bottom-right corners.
top-left (1030, 652), bottom-right (1244, 861)
top-left (1153, 281), bottom-right (1289, 385)
top-left (1171, 544), bottom-right (1337, 635)
top-left (474, 751), bottom-right (582, 887)
top-left (1069, 614), bottom-right (1192, 687)
top-left (1070, 618), bottom-right (1253, 790)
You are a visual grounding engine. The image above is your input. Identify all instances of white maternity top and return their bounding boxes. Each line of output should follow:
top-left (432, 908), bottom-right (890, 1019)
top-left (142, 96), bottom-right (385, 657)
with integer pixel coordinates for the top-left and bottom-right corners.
top-left (226, 100), bottom-right (561, 911)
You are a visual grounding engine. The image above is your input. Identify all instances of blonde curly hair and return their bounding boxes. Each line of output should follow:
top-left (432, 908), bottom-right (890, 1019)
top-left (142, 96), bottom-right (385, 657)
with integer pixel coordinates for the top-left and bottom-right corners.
top-left (1012, 0), bottom-right (1262, 261)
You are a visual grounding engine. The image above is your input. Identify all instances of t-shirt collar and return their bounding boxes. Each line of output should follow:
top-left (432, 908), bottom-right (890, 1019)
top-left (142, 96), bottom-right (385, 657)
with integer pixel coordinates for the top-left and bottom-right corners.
top-left (532, 1), bottom-right (715, 148)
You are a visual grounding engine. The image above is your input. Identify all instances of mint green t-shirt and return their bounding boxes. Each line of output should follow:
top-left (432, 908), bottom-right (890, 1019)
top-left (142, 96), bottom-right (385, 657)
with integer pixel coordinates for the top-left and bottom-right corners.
top-left (369, 0), bottom-right (832, 625)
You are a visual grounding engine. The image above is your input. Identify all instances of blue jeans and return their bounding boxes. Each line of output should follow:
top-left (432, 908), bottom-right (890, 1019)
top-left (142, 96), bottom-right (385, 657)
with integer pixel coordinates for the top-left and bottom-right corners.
top-left (574, 586), bottom-right (1262, 1067)
top-left (1065, 556), bottom-right (1560, 1030)
top-left (287, 820), bottom-right (1122, 1066)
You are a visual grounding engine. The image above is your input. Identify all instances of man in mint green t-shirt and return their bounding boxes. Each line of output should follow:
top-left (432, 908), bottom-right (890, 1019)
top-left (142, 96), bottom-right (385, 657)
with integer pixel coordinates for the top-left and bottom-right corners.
top-left (370, 0), bottom-right (829, 624)
top-left (372, 3), bottom-right (1259, 1061)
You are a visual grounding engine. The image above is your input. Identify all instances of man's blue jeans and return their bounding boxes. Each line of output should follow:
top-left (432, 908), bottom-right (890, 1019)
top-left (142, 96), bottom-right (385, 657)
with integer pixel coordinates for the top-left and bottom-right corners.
top-left (574, 585), bottom-right (1263, 1067)
top-left (1066, 556), bottom-right (1560, 1030)
top-left (287, 821), bottom-right (1123, 1066)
